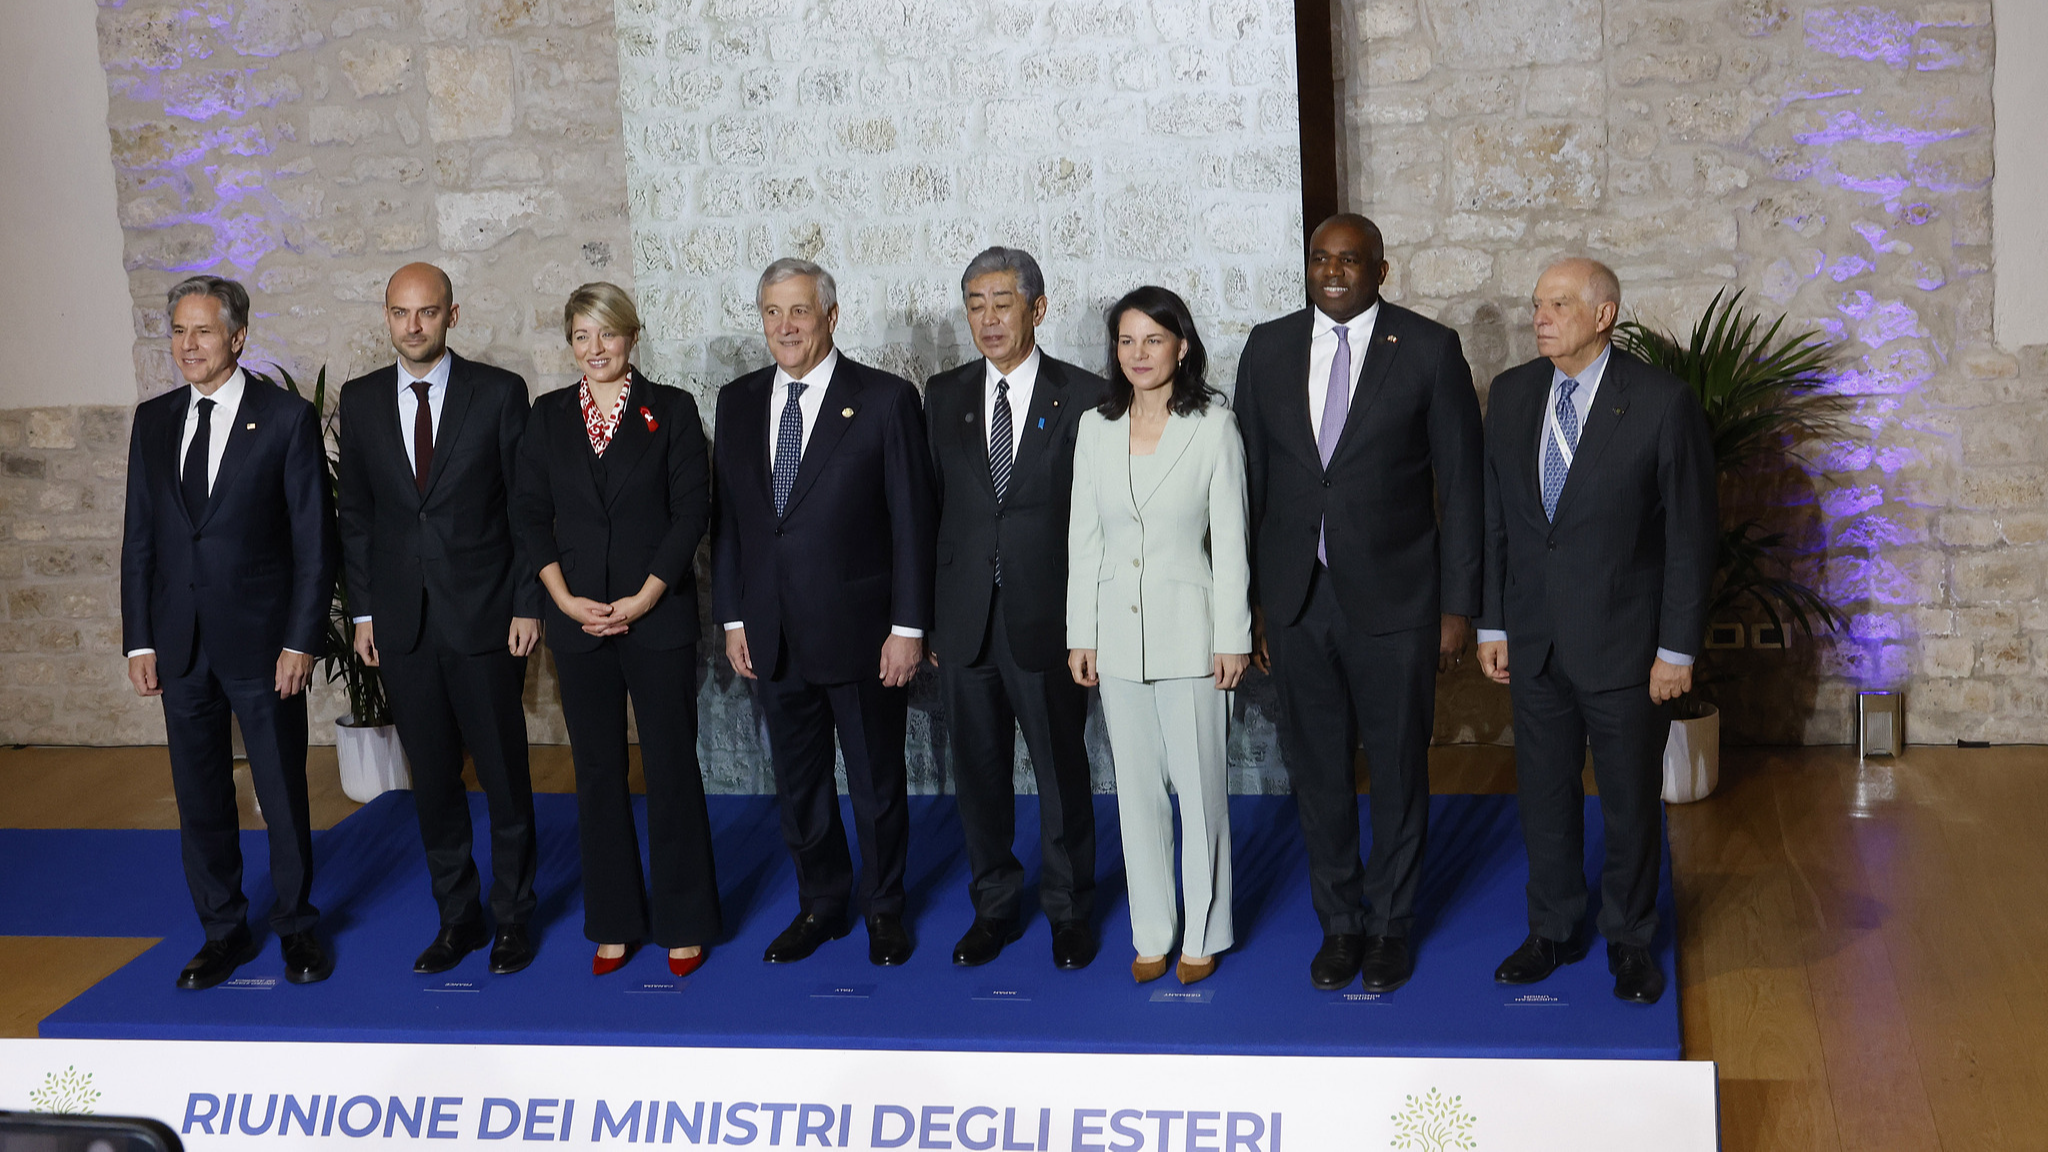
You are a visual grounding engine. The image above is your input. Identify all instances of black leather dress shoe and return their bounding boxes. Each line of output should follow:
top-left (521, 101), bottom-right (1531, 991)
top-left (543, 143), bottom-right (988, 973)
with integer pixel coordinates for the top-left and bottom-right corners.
top-left (763, 912), bottom-right (850, 963)
top-left (1358, 935), bottom-right (1413, 993)
top-left (1608, 943), bottom-right (1666, 1004)
top-left (951, 918), bottom-right (1023, 967)
top-left (868, 913), bottom-right (914, 966)
top-left (281, 930), bottom-right (334, 984)
top-left (488, 925), bottom-right (535, 974)
top-left (414, 923), bottom-right (490, 975)
top-left (1050, 920), bottom-right (1098, 970)
top-left (1493, 932), bottom-right (1591, 984)
top-left (1309, 933), bottom-right (1365, 990)
top-left (177, 928), bottom-right (256, 990)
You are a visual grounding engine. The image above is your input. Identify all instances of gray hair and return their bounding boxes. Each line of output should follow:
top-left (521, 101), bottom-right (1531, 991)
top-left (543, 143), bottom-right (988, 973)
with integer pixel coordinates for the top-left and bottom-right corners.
top-left (166, 275), bottom-right (251, 334)
top-left (960, 246), bottom-right (1046, 304)
top-left (756, 257), bottom-right (836, 312)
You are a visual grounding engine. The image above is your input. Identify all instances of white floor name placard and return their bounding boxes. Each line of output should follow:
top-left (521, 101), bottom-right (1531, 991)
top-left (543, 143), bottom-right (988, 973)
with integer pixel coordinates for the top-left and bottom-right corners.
top-left (2, 1039), bottom-right (1716, 1151)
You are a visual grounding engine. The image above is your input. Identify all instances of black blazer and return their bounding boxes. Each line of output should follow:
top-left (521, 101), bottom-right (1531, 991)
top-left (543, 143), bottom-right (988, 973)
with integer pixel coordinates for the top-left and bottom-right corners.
top-left (1477, 348), bottom-right (1717, 692)
top-left (925, 353), bottom-right (1106, 673)
top-left (336, 353), bottom-right (543, 657)
top-left (1235, 303), bottom-right (1484, 632)
top-left (120, 373), bottom-right (337, 679)
top-left (710, 354), bottom-right (938, 685)
top-left (512, 372), bottom-right (710, 654)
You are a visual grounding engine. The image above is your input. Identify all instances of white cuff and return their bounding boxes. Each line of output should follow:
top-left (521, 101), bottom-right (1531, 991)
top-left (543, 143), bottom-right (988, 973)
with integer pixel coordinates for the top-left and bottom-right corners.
top-left (722, 621), bottom-right (743, 631)
top-left (284, 648), bottom-right (311, 656)
top-left (1655, 648), bottom-right (1694, 666)
top-left (890, 626), bottom-right (924, 639)
top-left (126, 648), bottom-right (155, 658)
top-left (350, 615), bottom-right (371, 624)
top-left (1475, 629), bottom-right (1508, 645)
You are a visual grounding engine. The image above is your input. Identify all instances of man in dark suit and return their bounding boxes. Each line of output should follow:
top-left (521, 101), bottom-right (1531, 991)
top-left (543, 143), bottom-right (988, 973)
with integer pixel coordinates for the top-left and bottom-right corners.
top-left (1476, 258), bottom-right (1716, 1005)
top-left (713, 257), bottom-right (938, 967)
top-left (121, 275), bottom-right (338, 989)
top-left (1235, 214), bottom-right (1484, 993)
top-left (924, 248), bottom-right (1105, 971)
top-left (336, 263), bottom-right (544, 976)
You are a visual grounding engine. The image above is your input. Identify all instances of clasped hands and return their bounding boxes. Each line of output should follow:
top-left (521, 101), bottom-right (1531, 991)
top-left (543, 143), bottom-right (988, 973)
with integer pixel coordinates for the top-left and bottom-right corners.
top-left (556, 590), bottom-right (658, 638)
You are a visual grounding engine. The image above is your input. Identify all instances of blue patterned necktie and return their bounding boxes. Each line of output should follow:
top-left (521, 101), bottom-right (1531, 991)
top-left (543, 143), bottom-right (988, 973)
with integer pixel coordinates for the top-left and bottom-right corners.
top-left (772, 380), bottom-right (805, 516)
top-left (989, 377), bottom-right (1013, 585)
top-left (1541, 378), bottom-right (1580, 522)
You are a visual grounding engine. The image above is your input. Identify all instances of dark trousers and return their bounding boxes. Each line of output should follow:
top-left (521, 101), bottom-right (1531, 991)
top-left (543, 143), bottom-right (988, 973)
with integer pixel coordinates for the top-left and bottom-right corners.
top-left (755, 641), bottom-right (910, 919)
top-left (379, 606), bottom-right (537, 929)
top-left (1267, 566), bottom-right (1436, 937)
top-left (555, 639), bottom-right (721, 948)
top-left (940, 589), bottom-right (1096, 925)
top-left (1510, 649), bottom-right (1669, 949)
top-left (161, 640), bottom-right (318, 941)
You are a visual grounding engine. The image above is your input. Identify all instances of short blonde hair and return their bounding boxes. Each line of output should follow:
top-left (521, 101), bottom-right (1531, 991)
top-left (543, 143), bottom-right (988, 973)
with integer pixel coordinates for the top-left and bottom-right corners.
top-left (562, 281), bottom-right (642, 343)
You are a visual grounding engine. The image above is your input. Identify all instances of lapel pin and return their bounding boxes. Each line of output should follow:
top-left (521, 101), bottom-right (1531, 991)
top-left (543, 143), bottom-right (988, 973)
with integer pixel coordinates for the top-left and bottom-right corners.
top-left (842, 407), bottom-right (854, 418)
top-left (640, 405), bottom-right (658, 431)
top-left (245, 422), bottom-right (256, 429)
top-left (1052, 399), bottom-right (1060, 407)
top-left (1386, 335), bottom-right (1398, 343)
top-left (966, 412), bottom-right (976, 423)
top-left (1612, 407), bottom-right (1624, 415)
top-left (1037, 417), bottom-right (1046, 429)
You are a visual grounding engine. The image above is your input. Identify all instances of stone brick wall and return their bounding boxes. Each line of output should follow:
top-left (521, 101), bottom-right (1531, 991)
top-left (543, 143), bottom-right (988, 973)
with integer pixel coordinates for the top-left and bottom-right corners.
top-left (1338, 0), bottom-right (2033, 745)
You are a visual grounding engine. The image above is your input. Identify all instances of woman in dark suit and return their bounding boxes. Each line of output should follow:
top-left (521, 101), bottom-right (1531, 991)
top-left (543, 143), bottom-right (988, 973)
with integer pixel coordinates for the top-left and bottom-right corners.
top-left (513, 282), bottom-right (720, 977)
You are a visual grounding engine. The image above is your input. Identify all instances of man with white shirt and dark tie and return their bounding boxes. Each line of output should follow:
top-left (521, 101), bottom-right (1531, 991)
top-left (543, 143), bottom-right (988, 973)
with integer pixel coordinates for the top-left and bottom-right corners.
top-left (1476, 258), bottom-right (1716, 1005)
top-left (1234, 215), bottom-right (1484, 994)
top-left (712, 257), bottom-right (938, 966)
top-left (121, 275), bottom-right (338, 989)
top-left (336, 263), bottom-right (544, 977)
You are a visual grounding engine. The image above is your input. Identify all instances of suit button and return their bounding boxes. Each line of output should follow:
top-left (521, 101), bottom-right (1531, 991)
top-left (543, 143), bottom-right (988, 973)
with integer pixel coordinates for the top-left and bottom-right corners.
top-left (774, 528), bottom-right (784, 537)
top-left (418, 511), bottom-right (427, 521)
top-left (190, 532), bottom-right (201, 541)
top-left (1132, 558), bottom-right (1140, 568)
top-left (1322, 478), bottom-right (1331, 488)
top-left (1547, 542), bottom-right (1556, 551)
top-left (1130, 605), bottom-right (1139, 614)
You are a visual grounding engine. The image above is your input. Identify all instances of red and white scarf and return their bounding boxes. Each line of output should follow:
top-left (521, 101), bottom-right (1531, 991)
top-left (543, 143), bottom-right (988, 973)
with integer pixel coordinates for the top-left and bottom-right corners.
top-left (578, 379), bottom-right (628, 456)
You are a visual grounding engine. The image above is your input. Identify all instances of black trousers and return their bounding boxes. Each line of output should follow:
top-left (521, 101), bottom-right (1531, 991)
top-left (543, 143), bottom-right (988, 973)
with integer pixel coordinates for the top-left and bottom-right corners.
top-left (555, 639), bottom-right (721, 949)
top-left (940, 589), bottom-right (1096, 925)
top-left (1267, 566), bottom-right (1437, 937)
top-left (755, 640), bottom-right (910, 919)
top-left (161, 640), bottom-right (317, 941)
top-left (379, 606), bottom-right (537, 929)
top-left (1510, 649), bottom-right (1669, 949)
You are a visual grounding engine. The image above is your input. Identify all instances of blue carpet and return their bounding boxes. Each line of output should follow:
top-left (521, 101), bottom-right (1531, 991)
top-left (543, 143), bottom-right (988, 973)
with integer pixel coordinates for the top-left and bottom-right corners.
top-left (25, 791), bottom-right (1678, 1058)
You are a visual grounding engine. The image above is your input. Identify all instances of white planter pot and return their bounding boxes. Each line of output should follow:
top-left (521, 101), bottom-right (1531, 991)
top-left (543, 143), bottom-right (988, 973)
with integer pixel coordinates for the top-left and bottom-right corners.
top-left (1662, 703), bottom-right (1720, 804)
top-left (336, 718), bottom-right (411, 803)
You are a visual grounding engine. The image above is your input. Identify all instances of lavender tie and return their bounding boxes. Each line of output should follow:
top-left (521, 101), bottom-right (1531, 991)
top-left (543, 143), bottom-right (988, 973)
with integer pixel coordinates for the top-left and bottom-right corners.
top-left (1317, 324), bottom-right (1351, 565)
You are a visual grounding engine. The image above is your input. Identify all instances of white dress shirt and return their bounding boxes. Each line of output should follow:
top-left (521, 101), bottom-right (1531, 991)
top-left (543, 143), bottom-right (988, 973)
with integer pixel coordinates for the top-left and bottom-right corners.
top-left (1308, 303), bottom-right (1378, 443)
top-left (724, 347), bottom-right (921, 639)
top-left (1476, 343), bottom-right (1691, 666)
top-left (983, 345), bottom-right (1041, 461)
top-left (395, 351), bottom-right (452, 475)
top-left (350, 353), bottom-right (453, 626)
top-left (128, 367), bottom-right (308, 659)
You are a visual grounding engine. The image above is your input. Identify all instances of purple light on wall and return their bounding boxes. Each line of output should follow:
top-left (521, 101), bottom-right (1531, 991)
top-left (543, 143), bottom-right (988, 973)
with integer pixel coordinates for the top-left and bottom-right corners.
top-left (1823, 485), bottom-right (1887, 519)
top-left (1805, 7), bottom-right (1918, 66)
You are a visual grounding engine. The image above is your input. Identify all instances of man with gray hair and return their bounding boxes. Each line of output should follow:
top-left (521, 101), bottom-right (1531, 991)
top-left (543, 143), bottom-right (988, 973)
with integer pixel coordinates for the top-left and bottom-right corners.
top-left (1476, 257), bottom-right (1716, 1005)
top-left (121, 275), bottom-right (338, 989)
top-left (713, 257), bottom-right (938, 966)
top-left (924, 247), bottom-right (1106, 970)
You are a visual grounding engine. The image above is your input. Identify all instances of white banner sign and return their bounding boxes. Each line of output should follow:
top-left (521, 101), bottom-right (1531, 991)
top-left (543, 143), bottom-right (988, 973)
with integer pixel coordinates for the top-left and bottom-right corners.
top-left (2, 1039), bottom-right (1716, 1152)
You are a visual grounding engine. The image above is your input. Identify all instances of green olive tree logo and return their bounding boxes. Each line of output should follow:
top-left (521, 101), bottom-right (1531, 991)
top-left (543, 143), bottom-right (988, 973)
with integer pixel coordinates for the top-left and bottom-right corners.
top-left (28, 1066), bottom-right (101, 1114)
top-left (1389, 1088), bottom-right (1477, 1150)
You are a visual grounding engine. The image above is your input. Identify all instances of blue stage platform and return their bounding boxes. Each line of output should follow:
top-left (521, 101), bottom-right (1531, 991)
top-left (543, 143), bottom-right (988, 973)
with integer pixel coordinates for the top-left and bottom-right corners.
top-left (17, 791), bottom-right (1678, 1059)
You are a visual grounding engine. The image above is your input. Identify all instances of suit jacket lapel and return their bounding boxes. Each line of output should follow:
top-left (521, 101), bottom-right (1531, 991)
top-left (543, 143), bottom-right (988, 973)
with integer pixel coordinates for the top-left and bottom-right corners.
top-left (599, 375), bottom-right (655, 509)
top-left (1553, 352), bottom-right (1632, 521)
top-left (1329, 319), bottom-right (1400, 467)
top-left (1267, 311), bottom-right (1322, 474)
top-left (161, 393), bottom-right (195, 528)
top-left (780, 359), bottom-right (861, 519)
top-left (421, 355), bottom-right (475, 501)
top-left (197, 376), bottom-right (265, 528)
top-left (1134, 408), bottom-right (1199, 510)
top-left (552, 385), bottom-right (605, 511)
top-left (1010, 359), bottom-right (1069, 490)
top-left (956, 365), bottom-right (999, 504)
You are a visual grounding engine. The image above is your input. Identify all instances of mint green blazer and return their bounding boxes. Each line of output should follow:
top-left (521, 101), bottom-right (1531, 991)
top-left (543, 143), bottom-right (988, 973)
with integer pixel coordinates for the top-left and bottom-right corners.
top-left (1066, 402), bottom-right (1253, 682)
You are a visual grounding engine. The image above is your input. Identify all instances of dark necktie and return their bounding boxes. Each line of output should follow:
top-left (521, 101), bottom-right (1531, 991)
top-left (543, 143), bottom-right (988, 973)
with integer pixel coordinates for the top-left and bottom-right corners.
top-left (410, 380), bottom-right (434, 494)
top-left (182, 397), bottom-right (216, 521)
top-left (772, 380), bottom-right (806, 516)
top-left (1541, 378), bottom-right (1581, 522)
top-left (989, 378), bottom-right (1014, 584)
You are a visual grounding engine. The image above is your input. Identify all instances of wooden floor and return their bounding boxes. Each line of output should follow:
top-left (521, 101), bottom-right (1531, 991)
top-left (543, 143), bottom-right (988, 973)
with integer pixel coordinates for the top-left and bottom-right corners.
top-left (3, 742), bottom-right (2044, 1150)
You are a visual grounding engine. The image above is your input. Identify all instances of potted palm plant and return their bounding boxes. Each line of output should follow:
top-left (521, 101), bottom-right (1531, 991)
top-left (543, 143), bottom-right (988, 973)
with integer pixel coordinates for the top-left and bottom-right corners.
top-left (1615, 291), bottom-right (1849, 802)
top-left (278, 364), bottom-right (411, 803)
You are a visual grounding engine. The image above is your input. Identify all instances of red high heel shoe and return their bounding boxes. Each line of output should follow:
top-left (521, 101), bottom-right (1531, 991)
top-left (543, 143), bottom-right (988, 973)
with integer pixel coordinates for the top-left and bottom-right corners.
top-left (593, 945), bottom-right (636, 976)
top-left (668, 948), bottom-right (707, 978)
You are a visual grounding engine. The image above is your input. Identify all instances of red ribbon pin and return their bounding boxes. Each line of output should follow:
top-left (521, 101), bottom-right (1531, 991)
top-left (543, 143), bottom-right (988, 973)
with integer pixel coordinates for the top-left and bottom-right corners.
top-left (640, 406), bottom-right (657, 431)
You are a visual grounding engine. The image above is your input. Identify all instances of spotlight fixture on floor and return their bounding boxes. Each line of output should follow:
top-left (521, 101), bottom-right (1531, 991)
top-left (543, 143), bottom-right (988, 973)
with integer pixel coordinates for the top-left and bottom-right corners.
top-left (1858, 690), bottom-right (1903, 757)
